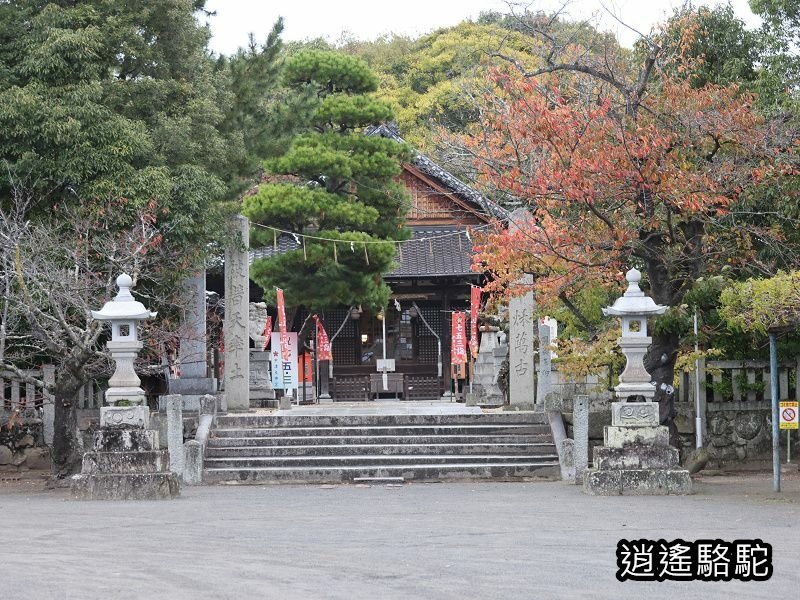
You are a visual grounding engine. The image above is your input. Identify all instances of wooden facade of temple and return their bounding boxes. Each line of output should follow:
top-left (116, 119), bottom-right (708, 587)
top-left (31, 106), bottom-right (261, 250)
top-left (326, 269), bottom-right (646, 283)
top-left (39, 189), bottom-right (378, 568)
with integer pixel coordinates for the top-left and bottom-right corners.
top-left (305, 125), bottom-right (505, 401)
top-left (210, 125), bottom-right (506, 402)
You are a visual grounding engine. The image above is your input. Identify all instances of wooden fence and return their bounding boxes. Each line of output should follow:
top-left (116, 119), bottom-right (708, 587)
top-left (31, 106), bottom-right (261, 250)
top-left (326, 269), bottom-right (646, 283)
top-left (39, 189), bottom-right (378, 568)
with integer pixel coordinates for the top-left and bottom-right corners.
top-left (1, 366), bottom-right (104, 445)
top-left (675, 358), bottom-right (800, 412)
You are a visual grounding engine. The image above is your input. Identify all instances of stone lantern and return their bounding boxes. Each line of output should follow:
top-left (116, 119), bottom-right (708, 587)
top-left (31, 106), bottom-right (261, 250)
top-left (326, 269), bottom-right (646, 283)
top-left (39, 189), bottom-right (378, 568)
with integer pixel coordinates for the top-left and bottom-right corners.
top-left (72, 273), bottom-right (179, 500)
top-left (602, 268), bottom-right (666, 403)
top-left (91, 273), bottom-right (156, 428)
top-left (583, 268), bottom-right (692, 495)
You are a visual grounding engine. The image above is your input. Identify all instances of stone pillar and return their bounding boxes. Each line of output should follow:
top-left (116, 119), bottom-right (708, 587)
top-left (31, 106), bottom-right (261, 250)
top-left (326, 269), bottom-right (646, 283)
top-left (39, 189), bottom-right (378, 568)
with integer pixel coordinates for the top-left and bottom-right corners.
top-left (179, 272), bottom-right (209, 380)
top-left (537, 320), bottom-right (552, 408)
top-left (574, 395), bottom-right (589, 483)
top-left (224, 215), bottom-right (250, 411)
top-left (166, 395), bottom-right (184, 477)
top-left (508, 274), bottom-right (535, 407)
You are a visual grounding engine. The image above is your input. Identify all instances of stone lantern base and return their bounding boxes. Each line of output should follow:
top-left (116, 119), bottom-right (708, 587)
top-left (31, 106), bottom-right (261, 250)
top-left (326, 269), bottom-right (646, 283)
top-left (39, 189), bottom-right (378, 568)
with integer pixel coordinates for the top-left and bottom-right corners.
top-left (71, 424), bottom-right (180, 501)
top-left (583, 401), bottom-right (692, 496)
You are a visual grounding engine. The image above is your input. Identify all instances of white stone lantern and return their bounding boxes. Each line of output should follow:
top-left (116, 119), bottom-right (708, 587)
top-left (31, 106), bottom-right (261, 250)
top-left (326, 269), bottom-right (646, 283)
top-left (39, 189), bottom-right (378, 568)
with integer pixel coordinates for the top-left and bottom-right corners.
top-left (602, 268), bottom-right (667, 402)
top-left (91, 273), bottom-right (156, 427)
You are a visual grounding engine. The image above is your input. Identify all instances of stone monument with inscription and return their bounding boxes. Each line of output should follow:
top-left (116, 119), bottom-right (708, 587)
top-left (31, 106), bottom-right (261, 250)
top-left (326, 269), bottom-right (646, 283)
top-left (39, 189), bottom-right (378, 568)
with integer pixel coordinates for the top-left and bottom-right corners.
top-left (508, 274), bottom-right (536, 407)
top-left (72, 274), bottom-right (179, 500)
top-left (583, 268), bottom-right (692, 495)
top-left (224, 215), bottom-right (250, 411)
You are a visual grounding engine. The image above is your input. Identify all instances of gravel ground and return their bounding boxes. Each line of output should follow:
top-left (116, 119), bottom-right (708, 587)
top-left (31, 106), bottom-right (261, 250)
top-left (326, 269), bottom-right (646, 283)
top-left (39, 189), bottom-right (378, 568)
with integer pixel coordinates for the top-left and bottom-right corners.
top-left (1, 471), bottom-right (798, 600)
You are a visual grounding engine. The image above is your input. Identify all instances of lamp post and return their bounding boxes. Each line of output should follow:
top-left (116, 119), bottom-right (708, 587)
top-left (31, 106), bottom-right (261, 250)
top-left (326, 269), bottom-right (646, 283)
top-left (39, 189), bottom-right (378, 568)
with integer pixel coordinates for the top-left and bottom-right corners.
top-left (91, 273), bottom-right (156, 428)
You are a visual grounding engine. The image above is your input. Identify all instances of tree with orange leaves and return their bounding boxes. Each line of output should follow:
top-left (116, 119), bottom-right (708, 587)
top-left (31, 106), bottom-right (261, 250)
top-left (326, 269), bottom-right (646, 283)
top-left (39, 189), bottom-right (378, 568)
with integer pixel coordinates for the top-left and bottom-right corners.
top-left (464, 15), bottom-right (790, 441)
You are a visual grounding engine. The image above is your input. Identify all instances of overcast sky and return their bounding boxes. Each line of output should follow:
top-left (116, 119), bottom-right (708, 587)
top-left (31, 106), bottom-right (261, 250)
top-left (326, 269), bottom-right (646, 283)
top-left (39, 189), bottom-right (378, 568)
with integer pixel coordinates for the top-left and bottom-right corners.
top-left (204, 0), bottom-right (761, 56)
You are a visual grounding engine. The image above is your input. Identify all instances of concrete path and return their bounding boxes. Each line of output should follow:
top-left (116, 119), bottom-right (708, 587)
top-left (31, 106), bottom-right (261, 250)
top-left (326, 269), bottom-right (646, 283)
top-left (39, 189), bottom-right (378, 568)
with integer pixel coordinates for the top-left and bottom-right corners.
top-left (1, 473), bottom-right (799, 599)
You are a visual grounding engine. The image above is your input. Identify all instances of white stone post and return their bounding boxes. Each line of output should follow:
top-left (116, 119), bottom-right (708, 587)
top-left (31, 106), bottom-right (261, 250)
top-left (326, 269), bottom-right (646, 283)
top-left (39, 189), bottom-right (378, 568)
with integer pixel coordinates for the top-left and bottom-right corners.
top-left (574, 394), bottom-right (589, 483)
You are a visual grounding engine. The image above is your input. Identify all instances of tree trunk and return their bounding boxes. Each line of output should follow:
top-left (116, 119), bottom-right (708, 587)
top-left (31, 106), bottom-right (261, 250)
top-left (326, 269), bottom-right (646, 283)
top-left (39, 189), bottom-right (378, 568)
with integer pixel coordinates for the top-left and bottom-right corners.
top-left (645, 331), bottom-right (680, 447)
top-left (643, 239), bottom-right (682, 447)
top-left (51, 384), bottom-right (84, 479)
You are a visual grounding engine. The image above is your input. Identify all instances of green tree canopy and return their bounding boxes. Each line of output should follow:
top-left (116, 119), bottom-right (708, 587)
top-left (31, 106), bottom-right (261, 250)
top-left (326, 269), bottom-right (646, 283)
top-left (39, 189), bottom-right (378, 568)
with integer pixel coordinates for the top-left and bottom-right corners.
top-left (243, 50), bottom-right (412, 311)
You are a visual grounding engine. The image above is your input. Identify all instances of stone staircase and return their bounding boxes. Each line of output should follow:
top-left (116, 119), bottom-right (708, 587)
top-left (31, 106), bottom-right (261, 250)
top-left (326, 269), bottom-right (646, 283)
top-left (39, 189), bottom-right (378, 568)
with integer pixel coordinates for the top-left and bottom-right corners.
top-left (203, 412), bottom-right (560, 484)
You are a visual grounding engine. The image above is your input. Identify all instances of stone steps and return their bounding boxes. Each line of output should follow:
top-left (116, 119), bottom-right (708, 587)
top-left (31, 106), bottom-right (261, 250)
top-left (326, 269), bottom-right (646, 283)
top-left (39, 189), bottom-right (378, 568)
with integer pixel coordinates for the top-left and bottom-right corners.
top-left (204, 462), bottom-right (560, 484)
top-left (205, 454), bottom-right (559, 469)
top-left (213, 413), bottom-right (548, 428)
top-left (203, 412), bottom-right (559, 485)
top-left (206, 434), bottom-right (552, 447)
top-left (211, 424), bottom-right (549, 438)
top-left (206, 442), bottom-right (555, 457)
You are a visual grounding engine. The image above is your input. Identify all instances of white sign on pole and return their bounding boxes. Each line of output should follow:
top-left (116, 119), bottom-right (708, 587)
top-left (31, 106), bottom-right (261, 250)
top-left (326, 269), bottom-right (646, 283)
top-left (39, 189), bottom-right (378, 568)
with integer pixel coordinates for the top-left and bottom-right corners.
top-left (270, 332), bottom-right (298, 391)
top-left (779, 401), bottom-right (799, 430)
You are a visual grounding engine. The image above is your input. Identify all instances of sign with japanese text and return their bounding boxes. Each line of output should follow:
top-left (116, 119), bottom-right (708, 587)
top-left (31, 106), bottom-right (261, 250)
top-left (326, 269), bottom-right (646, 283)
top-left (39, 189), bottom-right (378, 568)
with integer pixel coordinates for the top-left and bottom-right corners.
top-left (451, 311), bottom-right (467, 365)
top-left (270, 332), bottom-right (298, 390)
top-left (470, 286), bottom-right (480, 359)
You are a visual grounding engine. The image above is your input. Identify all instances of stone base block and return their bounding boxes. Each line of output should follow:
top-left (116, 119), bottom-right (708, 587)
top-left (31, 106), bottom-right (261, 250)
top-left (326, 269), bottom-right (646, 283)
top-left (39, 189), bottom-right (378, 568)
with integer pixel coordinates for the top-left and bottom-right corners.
top-left (70, 472), bottom-right (180, 500)
top-left (81, 450), bottom-right (170, 474)
top-left (158, 393), bottom-right (223, 412)
top-left (167, 378), bottom-right (217, 395)
top-left (593, 446), bottom-right (679, 470)
top-left (583, 468), bottom-right (692, 496)
top-left (611, 402), bottom-right (659, 427)
top-left (100, 405), bottom-right (150, 428)
top-left (604, 425), bottom-right (669, 448)
top-left (93, 427), bottom-right (158, 452)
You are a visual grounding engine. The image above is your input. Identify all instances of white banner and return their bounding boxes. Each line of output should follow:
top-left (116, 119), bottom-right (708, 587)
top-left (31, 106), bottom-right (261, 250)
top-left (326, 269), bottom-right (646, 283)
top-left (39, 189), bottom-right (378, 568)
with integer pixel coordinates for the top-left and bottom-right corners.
top-left (270, 332), bottom-right (298, 390)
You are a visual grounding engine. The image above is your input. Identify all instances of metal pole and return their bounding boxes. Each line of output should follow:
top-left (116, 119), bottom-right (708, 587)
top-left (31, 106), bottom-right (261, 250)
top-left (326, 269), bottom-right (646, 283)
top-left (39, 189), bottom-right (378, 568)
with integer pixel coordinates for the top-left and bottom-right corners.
top-left (770, 332), bottom-right (780, 492)
top-left (694, 310), bottom-right (703, 449)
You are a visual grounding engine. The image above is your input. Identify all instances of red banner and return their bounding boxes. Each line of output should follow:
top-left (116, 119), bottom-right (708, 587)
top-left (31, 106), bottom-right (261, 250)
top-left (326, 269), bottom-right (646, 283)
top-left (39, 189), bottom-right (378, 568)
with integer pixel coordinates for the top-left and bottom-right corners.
top-left (276, 288), bottom-right (291, 361)
top-left (451, 311), bottom-right (467, 365)
top-left (470, 286), bottom-right (480, 359)
top-left (313, 315), bottom-right (333, 361)
top-left (261, 315), bottom-right (273, 351)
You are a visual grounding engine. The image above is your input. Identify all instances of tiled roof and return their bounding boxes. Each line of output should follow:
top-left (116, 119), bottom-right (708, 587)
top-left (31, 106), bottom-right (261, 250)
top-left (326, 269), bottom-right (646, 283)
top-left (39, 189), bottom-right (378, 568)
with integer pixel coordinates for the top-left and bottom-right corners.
top-left (385, 227), bottom-right (474, 279)
top-left (250, 227), bottom-right (476, 279)
top-left (249, 235), bottom-right (301, 264)
top-left (364, 123), bottom-right (509, 221)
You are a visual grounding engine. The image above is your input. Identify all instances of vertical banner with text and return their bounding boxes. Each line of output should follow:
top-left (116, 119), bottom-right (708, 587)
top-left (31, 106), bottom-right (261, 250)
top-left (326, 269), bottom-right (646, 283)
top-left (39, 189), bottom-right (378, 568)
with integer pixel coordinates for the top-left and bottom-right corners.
top-left (314, 315), bottom-right (333, 361)
top-left (451, 311), bottom-right (467, 366)
top-left (470, 286), bottom-right (480, 359)
top-left (276, 287), bottom-right (291, 362)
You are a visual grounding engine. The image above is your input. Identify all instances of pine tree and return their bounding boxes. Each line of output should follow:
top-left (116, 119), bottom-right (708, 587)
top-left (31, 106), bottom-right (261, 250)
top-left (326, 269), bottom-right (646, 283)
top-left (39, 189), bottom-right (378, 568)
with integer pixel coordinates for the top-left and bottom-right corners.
top-left (244, 50), bottom-right (412, 311)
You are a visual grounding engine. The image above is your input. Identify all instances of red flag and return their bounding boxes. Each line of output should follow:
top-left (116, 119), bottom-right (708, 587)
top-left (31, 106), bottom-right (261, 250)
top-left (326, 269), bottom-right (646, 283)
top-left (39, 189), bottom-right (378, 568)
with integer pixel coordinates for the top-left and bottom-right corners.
top-left (261, 315), bottom-right (273, 351)
top-left (314, 315), bottom-right (333, 361)
top-left (470, 286), bottom-right (480, 359)
top-left (276, 288), bottom-right (291, 361)
top-left (451, 311), bottom-right (467, 365)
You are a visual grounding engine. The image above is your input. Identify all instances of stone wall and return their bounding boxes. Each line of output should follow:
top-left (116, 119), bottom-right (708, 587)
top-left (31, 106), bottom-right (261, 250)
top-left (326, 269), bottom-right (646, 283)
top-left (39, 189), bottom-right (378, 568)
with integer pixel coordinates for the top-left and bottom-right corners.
top-left (675, 403), bottom-right (796, 467)
top-left (0, 418), bottom-right (50, 472)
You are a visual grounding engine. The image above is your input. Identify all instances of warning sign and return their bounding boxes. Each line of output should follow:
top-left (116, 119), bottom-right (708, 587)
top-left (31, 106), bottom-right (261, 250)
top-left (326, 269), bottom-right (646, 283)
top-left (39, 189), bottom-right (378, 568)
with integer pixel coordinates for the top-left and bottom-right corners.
top-left (779, 401), bottom-right (799, 430)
